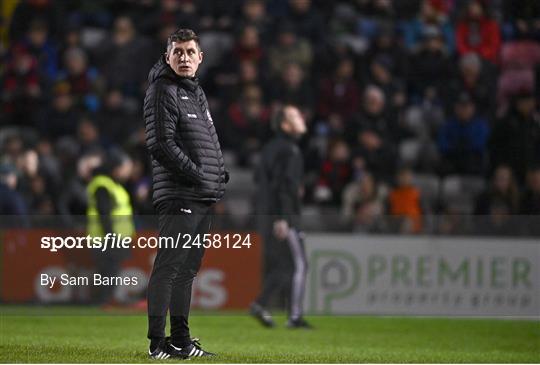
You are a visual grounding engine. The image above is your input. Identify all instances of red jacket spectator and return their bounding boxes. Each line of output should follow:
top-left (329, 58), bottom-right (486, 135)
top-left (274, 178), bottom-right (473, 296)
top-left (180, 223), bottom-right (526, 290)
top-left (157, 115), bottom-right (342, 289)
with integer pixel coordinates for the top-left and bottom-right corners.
top-left (317, 58), bottom-right (360, 121)
top-left (456, 0), bottom-right (501, 64)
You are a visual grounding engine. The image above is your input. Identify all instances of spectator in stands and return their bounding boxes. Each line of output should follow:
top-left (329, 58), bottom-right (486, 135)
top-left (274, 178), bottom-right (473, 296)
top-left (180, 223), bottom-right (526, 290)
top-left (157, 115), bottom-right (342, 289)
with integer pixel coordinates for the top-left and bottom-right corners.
top-left (474, 165), bottom-right (520, 235)
top-left (520, 166), bottom-right (540, 235)
top-left (15, 148), bottom-right (54, 214)
top-left (60, 47), bottom-right (100, 112)
top-left (197, 0), bottom-right (236, 33)
top-left (268, 22), bottom-right (313, 77)
top-left (365, 55), bottom-right (408, 123)
top-left (403, 0), bottom-right (455, 53)
top-left (1, 134), bottom-right (25, 166)
top-left (475, 165), bottom-right (520, 215)
top-left (232, 25), bottom-right (265, 66)
top-left (456, 0), bottom-right (501, 64)
top-left (2, 44), bottom-right (42, 127)
top-left (233, 60), bottom-right (268, 102)
top-left (9, 0), bottom-right (63, 42)
top-left (353, 197), bottom-right (386, 233)
top-left (521, 166), bottom-right (540, 215)
top-left (502, 0), bottom-right (540, 40)
top-left (0, 163), bottom-right (28, 216)
top-left (489, 91), bottom-right (540, 183)
top-left (97, 88), bottom-right (139, 144)
top-left (356, 0), bottom-right (395, 42)
top-left (94, 15), bottom-right (153, 97)
top-left (138, 0), bottom-right (199, 38)
top-left (77, 117), bottom-right (105, 155)
top-left (58, 20), bottom-right (83, 59)
top-left (342, 171), bottom-right (382, 222)
top-left (270, 62), bottom-right (314, 118)
top-left (318, 58), bottom-right (360, 128)
top-left (388, 167), bottom-right (423, 233)
top-left (437, 92), bottom-right (490, 175)
top-left (446, 52), bottom-right (496, 117)
top-left (286, 0), bottom-right (325, 45)
top-left (348, 86), bottom-right (397, 183)
top-left (347, 86), bottom-right (389, 140)
top-left (408, 25), bottom-right (452, 104)
top-left (39, 81), bottom-right (80, 139)
top-left (238, 0), bottom-right (273, 42)
top-left (22, 19), bottom-right (58, 82)
top-left (314, 139), bottom-right (352, 206)
top-left (361, 23), bottom-right (408, 81)
top-left (224, 84), bottom-right (271, 166)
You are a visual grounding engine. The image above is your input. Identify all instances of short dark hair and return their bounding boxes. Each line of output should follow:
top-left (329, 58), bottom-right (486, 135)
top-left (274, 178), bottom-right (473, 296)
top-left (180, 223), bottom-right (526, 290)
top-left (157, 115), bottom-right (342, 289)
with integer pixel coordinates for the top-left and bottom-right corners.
top-left (166, 28), bottom-right (200, 52)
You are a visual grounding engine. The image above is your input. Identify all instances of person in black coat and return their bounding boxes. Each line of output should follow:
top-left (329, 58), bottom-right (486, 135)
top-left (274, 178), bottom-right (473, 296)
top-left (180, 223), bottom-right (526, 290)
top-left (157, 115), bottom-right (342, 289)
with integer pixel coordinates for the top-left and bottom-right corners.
top-left (250, 104), bottom-right (312, 329)
top-left (143, 28), bottom-right (227, 359)
top-left (489, 91), bottom-right (540, 183)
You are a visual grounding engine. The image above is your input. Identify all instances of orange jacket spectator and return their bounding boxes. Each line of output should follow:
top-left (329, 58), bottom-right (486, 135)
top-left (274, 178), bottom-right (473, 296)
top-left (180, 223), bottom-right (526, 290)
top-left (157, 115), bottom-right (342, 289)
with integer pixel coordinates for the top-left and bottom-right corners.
top-left (388, 169), bottom-right (423, 233)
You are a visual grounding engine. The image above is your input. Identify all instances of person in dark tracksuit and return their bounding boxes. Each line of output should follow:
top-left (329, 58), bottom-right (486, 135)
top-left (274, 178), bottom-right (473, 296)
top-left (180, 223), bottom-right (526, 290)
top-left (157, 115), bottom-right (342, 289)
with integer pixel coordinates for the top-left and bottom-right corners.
top-left (144, 29), bottom-right (228, 359)
top-left (250, 105), bottom-right (312, 329)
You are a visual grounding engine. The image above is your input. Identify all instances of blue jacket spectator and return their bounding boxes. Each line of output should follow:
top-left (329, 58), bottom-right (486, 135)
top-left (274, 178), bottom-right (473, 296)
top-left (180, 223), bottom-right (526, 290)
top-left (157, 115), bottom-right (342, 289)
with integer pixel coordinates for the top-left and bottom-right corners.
top-left (438, 93), bottom-right (490, 175)
top-left (0, 163), bottom-right (29, 217)
top-left (403, 0), bottom-right (455, 53)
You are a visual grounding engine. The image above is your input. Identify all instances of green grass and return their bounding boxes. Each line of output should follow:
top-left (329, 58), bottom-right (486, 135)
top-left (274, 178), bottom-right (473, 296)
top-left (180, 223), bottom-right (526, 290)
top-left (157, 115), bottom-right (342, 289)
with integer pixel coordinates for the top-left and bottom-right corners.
top-left (1, 307), bottom-right (539, 363)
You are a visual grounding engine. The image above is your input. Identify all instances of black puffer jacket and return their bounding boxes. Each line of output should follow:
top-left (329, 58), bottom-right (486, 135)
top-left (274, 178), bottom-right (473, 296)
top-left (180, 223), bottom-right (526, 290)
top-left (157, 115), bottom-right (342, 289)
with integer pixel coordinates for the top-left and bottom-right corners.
top-left (144, 57), bottom-right (227, 205)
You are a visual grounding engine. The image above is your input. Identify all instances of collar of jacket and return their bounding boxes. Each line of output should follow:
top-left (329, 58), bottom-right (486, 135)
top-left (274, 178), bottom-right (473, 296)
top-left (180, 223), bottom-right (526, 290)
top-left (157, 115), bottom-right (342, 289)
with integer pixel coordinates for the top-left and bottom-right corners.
top-left (178, 76), bottom-right (199, 92)
top-left (275, 129), bottom-right (300, 142)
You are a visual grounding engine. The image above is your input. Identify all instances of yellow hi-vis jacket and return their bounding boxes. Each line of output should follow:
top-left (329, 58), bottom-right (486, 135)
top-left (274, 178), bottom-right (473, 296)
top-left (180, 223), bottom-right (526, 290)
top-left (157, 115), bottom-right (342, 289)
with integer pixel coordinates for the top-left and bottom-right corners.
top-left (86, 175), bottom-right (134, 238)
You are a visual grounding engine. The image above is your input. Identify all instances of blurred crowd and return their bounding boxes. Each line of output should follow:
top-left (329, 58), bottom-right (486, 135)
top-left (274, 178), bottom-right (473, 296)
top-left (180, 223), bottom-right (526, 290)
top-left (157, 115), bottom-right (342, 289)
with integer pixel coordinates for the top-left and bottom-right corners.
top-left (1, 0), bottom-right (540, 235)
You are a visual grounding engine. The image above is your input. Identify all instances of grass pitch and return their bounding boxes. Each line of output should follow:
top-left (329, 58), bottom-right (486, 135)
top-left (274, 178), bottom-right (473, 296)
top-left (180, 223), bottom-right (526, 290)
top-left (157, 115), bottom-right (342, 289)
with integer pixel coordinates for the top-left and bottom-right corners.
top-left (1, 307), bottom-right (538, 363)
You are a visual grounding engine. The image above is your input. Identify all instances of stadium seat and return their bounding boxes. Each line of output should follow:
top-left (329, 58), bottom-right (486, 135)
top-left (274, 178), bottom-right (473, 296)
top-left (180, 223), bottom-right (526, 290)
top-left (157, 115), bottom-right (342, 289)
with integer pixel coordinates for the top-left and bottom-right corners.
top-left (441, 175), bottom-right (485, 214)
top-left (301, 205), bottom-right (325, 231)
top-left (399, 139), bottom-right (422, 165)
top-left (500, 41), bottom-right (540, 71)
top-left (497, 68), bottom-right (535, 106)
top-left (412, 173), bottom-right (440, 209)
top-left (226, 168), bottom-right (255, 194)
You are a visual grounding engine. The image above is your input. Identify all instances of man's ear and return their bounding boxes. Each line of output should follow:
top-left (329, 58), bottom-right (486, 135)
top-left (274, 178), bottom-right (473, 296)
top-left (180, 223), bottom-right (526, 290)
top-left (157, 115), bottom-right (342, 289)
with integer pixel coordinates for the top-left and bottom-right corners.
top-left (164, 51), bottom-right (170, 65)
top-left (198, 51), bottom-right (204, 64)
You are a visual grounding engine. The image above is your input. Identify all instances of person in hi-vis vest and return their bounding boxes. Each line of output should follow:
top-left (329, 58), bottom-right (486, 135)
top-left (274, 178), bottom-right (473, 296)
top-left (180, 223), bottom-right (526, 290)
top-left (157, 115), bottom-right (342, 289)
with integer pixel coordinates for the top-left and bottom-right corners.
top-left (87, 149), bottom-right (134, 305)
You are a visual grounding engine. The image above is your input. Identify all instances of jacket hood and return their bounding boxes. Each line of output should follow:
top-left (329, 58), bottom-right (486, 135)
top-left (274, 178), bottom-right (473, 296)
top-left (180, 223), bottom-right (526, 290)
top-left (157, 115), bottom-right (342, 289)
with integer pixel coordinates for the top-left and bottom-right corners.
top-left (147, 56), bottom-right (199, 92)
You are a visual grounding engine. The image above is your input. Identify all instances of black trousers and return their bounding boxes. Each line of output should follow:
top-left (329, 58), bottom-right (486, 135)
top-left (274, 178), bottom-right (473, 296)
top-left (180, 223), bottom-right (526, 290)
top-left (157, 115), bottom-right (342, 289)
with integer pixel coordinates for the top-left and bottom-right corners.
top-left (147, 198), bottom-right (213, 347)
top-left (256, 228), bottom-right (308, 320)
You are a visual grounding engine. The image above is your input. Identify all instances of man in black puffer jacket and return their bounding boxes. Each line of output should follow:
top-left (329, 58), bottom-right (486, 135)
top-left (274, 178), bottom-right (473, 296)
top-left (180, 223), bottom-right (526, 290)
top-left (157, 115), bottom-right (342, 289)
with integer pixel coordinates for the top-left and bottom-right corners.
top-left (144, 28), bottom-right (227, 359)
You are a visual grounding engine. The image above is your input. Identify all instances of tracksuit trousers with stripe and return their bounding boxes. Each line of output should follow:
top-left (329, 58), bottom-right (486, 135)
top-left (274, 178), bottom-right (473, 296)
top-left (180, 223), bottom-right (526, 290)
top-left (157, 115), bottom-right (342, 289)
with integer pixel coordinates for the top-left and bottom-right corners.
top-left (147, 198), bottom-right (213, 347)
top-left (256, 228), bottom-right (308, 320)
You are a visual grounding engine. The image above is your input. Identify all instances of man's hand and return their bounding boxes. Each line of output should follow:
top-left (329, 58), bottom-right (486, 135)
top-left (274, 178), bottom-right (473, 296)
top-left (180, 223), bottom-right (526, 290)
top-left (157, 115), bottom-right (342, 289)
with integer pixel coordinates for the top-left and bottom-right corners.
top-left (273, 219), bottom-right (289, 240)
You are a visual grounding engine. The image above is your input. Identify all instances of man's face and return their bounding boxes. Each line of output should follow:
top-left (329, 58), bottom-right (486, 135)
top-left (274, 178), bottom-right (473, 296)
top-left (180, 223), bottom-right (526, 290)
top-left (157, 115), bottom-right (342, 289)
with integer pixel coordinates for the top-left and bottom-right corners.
top-left (114, 159), bottom-right (133, 183)
top-left (282, 106), bottom-right (307, 136)
top-left (165, 40), bottom-right (203, 78)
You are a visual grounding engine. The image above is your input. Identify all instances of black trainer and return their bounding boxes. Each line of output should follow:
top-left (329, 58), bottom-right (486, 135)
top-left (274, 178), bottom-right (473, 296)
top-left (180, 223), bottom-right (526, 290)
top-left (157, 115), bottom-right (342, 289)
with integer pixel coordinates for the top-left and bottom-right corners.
top-left (287, 317), bottom-right (313, 329)
top-left (168, 338), bottom-right (216, 358)
top-left (249, 302), bottom-right (275, 328)
top-left (148, 338), bottom-right (172, 360)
